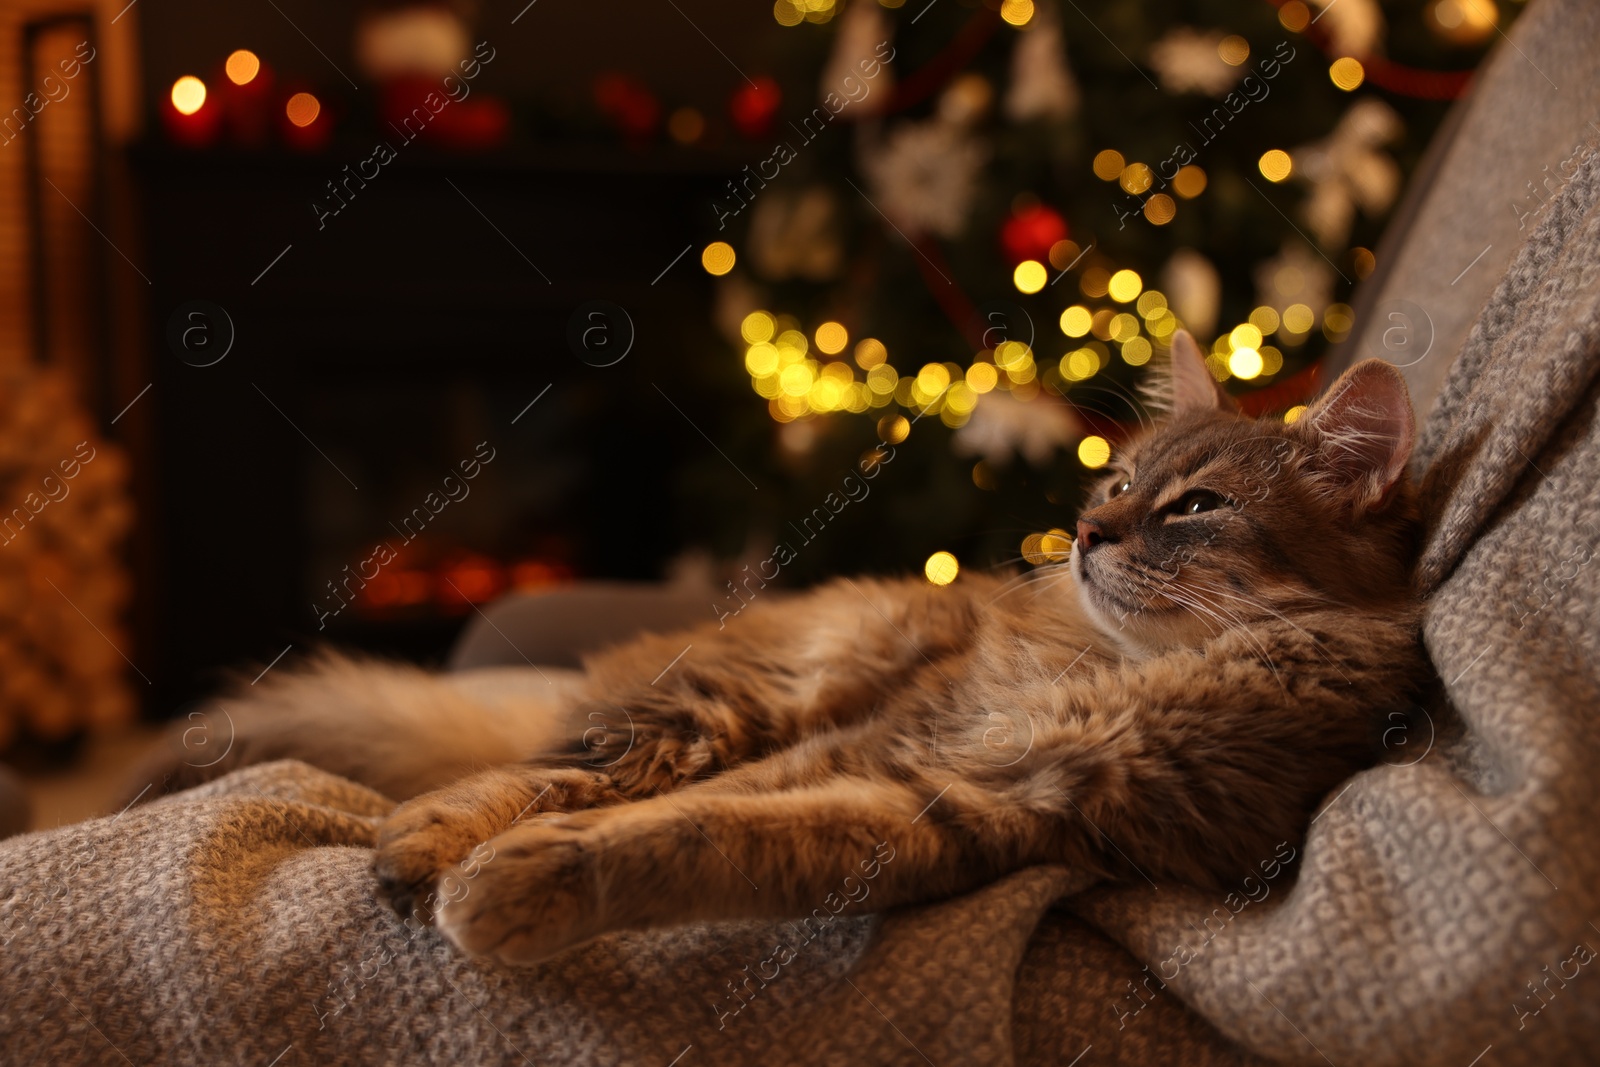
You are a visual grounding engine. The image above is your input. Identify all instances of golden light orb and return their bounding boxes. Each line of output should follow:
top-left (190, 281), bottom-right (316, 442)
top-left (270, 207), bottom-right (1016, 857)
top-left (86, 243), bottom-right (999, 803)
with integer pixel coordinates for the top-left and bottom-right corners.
top-left (1107, 269), bottom-right (1143, 303)
top-left (225, 50), bottom-right (260, 86)
top-left (1013, 259), bottom-right (1048, 294)
top-left (170, 76), bottom-right (207, 116)
top-left (1229, 347), bottom-right (1265, 380)
top-left (925, 551), bottom-right (960, 586)
top-left (1329, 57), bottom-right (1365, 91)
top-left (814, 321), bottom-right (848, 355)
top-left (741, 311), bottom-right (776, 344)
top-left (286, 91), bottom-right (321, 127)
top-left (1259, 149), bottom-right (1293, 182)
top-left (1092, 149), bottom-right (1125, 181)
top-left (1077, 434), bottom-right (1111, 468)
top-left (1059, 305), bottom-right (1093, 337)
top-left (701, 241), bottom-right (737, 276)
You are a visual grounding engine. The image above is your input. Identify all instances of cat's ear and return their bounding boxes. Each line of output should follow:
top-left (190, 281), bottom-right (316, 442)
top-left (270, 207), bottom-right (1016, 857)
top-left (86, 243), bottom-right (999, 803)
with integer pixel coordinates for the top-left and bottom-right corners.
top-left (1165, 330), bottom-right (1237, 417)
top-left (1295, 358), bottom-right (1416, 514)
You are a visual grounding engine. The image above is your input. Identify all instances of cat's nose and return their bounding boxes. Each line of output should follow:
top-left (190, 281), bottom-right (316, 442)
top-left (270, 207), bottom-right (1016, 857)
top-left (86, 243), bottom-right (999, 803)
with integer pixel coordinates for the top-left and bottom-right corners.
top-left (1076, 518), bottom-right (1110, 552)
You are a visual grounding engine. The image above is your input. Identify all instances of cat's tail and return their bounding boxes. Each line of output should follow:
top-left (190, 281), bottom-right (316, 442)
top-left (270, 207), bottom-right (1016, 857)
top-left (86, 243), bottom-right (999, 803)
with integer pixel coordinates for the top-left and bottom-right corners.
top-left (119, 650), bottom-right (588, 808)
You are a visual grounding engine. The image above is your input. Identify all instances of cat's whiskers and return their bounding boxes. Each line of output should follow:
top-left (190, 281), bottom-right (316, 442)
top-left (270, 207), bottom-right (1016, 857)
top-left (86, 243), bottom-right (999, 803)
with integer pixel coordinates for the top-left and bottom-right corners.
top-left (1166, 584), bottom-right (1288, 686)
top-left (1115, 564), bottom-right (1286, 677)
top-left (1069, 381), bottom-right (1156, 435)
top-left (992, 561), bottom-right (1073, 603)
top-left (1181, 578), bottom-right (1352, 682)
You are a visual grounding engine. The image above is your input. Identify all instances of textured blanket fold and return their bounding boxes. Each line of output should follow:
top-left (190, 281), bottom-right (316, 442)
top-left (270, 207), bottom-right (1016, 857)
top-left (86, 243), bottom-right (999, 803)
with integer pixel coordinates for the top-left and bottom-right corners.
top-left (2, 760), bottom-right (1102, 1065)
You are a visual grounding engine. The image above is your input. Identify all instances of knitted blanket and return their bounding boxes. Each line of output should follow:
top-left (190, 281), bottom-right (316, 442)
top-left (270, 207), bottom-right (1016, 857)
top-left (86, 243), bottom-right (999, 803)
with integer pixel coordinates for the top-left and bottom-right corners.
top-left (2, 758), bottom-right (1103, 1065)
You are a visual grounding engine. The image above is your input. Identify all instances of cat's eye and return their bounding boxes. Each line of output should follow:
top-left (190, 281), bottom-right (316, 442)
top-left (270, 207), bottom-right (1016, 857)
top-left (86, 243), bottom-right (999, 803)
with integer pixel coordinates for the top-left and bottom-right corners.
top-left (1176, 490), bottom-right (1227, 516)
top-left (1108, 478), bottom-right (1132, 499)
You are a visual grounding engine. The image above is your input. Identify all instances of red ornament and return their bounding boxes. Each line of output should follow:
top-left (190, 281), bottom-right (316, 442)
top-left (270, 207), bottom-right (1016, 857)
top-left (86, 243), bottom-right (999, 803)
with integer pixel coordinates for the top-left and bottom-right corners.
top-left (728, 76), bottom-right (782, 139)
top-left (1000, 203), bottom-right (1069, 265)
top-left (594, 73), bottom-right (661, 140)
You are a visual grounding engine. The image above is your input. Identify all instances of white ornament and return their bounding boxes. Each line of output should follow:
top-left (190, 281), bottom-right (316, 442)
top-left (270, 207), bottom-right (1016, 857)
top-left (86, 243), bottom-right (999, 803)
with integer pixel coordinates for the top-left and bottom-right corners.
top-left (1004, 0), bottom-right (1078, 121)
top-left (1147, 27), bottom-right (1244, 96)
top-left (938, 73), bottom-right (994, 127)
top-left (818, 0), bottom-right (895, 116)
top-left (1161, 249), bottom-right (1221, 339)
top-left (953, 390), bottom-right (1083, 467)
top-left (1306, 0), bottom-right (1384, 57)
top-left (1253, 241), bottom-right (1335, 317)
top-left (355, 5), bottom-right (470, 81)
top-left (1292, 98), bottom-right (1403, 246)
top-left (860, 120), bottom-right (988, 239)
top-left (748, 186), bottom-right (844, 282)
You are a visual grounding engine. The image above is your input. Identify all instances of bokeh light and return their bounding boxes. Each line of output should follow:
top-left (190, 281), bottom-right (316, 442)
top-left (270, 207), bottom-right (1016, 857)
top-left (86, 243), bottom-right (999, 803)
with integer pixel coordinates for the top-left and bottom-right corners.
top-left (1329, 57), bottom-right (1365, 91)
top-left (1077, 435), bottom-right (1111, 468)
top-left (1108, 269), bottom-right (1142, 303)
top-left (1228, 347), bottom-right (1264, 379)
top-left (1092, 149), bottom-right (1125, 180)
top-left (1059, 305), bottom-right (1093, 337)
top-left (1119, 163), bottom-right (1154, 195)
top-left (1229, 323), bottom-right (1264, 350)
top-left (225, 51), bottom-right (260, 86)
top-left (854, 337), bottom-right (887, 369)
top-left (1217, 35), bottom-right (1250, 65)
top-left (286, 92), bottom-right (321, 127)
top-left (170, 76), bottom-right (207, 116)
top-left (1282, 303), bottom-right (1315, 333)
top-left (1079, 266), bottom-right (1111, 298)
top-left (741, 310), bottom-right (775, 344)
top-left (925, 551), bottom-right (960, 586)
top-left (701, 241), bottom-right (737, 275)
top-left (1013, 259), bottom-right (1048, 294)
top-left (1259, 149), bottom-right (1293, 182)
top-left (814, 321), bottom-right (848, 355)
top-left (999, 0), bottom-right (1034, 26)
top-left (1173, 165), bottom-right (1207, 199)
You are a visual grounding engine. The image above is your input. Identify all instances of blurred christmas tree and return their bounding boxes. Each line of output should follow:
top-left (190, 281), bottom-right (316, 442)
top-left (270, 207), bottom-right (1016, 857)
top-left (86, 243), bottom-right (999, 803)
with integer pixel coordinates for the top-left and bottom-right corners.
top-left (677, 0), bottom-right (1512, 585)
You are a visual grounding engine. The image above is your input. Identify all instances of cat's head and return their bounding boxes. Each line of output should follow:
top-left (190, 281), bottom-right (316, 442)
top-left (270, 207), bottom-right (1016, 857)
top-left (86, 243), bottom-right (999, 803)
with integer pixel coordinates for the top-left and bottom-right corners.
top-left (1071, 330), bottom-right (1420, 656)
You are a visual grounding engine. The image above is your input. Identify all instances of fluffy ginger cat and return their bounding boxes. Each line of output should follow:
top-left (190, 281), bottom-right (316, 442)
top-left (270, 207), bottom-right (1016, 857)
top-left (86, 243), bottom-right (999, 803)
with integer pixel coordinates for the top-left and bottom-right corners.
top-left (133, 332), bottom-right (1425, 965)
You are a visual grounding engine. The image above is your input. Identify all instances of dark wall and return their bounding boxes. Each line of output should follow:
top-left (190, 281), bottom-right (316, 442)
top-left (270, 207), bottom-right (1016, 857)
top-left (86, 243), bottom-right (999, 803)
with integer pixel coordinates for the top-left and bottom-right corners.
top-left (126, 1), bottom-right (780, 709)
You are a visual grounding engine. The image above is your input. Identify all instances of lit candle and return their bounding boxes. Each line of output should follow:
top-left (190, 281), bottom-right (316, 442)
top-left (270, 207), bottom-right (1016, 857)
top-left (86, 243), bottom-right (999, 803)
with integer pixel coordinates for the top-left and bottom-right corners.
top-left (162, 74), bottom-right (221, 147)
top-left (219, 49), bottom-right (275, 148)
top-left (280, 87), bottom-right (331, 151)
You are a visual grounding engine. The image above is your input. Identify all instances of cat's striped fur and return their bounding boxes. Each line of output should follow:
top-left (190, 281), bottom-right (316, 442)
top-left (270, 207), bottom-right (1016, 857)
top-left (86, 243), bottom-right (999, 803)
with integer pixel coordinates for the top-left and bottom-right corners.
top-left (133, 333), bottom-right (1427, 965)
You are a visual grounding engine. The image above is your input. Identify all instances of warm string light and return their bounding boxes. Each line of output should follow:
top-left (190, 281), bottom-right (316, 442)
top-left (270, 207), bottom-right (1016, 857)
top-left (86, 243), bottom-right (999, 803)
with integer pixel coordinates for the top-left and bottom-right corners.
top-left (773, 0), bottom-right (838, 26)
top-left (737, 235), bottom-right (1355, 427)
top-left (924, 551), bottom-right (960, 586)
top-left (701, 242), bottom-right (736, 276)
top-left (740, 310), bottom-right (1056, 428)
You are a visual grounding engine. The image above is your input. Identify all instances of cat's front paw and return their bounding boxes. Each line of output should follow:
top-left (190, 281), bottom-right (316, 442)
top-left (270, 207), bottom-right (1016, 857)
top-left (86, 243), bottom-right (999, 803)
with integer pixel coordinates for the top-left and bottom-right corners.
top-left (431, 820), bottom-right (604, 965)
top-left (373, 789), bottom-right (508, 921)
